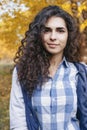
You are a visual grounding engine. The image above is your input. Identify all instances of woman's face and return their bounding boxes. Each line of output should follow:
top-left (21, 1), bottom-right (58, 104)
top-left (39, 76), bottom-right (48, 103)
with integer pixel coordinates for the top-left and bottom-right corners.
top-left (42, 16), bottom-right (68, 58)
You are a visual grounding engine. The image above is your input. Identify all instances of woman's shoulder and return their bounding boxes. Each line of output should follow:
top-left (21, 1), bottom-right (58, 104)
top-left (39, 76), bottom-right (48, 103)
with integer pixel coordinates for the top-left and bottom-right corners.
top-left (80, 62), bottom-right (87, 69)
top-left (12, 66), bottom-right (18, 80)
top-left (74, 62), bottom-right (87, 71)
top-left (79, 62), bottom-right (87, 71)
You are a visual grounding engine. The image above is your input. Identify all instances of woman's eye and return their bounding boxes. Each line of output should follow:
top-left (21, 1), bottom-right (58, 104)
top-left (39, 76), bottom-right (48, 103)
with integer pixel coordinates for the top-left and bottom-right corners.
top-left (44, 28), bottom-right (50, 33)
top-left (58, 29), bottom-right (65, 33)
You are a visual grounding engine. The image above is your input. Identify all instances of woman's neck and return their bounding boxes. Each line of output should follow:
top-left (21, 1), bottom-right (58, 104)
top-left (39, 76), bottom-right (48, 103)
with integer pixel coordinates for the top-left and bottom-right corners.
top-left (49, 54), bottom-right (63, 77)
top-left (50, 54), bottom-right (63, 67)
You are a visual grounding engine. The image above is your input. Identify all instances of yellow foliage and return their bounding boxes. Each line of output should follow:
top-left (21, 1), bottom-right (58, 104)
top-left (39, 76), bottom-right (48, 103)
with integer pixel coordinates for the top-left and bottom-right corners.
top-left (62, 2), bottom-right (72, 15)
top-left (80, 20), bottom-right (87, 32)
top-left (0, 0), bottom-right (87, 61)
top-left (78, 1), bottom-right (87, 17)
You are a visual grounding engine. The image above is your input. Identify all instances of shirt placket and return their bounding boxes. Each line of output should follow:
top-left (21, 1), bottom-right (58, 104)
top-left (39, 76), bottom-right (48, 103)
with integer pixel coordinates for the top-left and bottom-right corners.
top-left (50, 68), bottom-right (60, 130)
top-left (50, 80), bottom-right (57, 114)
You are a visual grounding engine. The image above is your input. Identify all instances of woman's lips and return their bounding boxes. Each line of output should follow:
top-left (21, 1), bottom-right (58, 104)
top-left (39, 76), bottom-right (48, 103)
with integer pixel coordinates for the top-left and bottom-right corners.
top-left (47, 43), bottom-right (59, 48)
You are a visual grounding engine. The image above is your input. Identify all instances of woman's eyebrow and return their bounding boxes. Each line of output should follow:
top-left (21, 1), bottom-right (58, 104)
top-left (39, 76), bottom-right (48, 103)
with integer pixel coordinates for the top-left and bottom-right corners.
top-left (45, 26), bottom-right (66, 29)
top-left (56, 27), bottom-right (66, 30)
top-left (44, 26), bottom-right (51, 29)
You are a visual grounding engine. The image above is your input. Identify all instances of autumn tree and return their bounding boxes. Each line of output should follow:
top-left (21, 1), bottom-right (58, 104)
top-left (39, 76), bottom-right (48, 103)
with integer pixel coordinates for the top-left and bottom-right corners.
top-left (0, 0), bottom-right (87, 62)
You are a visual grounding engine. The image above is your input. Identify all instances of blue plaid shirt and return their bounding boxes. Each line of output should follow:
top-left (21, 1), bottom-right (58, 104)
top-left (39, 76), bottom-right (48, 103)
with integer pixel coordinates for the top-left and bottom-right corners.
top-left (32, 58), bottom-right (80, 130)
top-left (10, 58), bottom-right (81, 130)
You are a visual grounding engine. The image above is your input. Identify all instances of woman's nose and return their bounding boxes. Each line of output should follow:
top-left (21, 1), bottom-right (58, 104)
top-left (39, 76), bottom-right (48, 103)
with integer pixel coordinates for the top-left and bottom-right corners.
top-left (50, 31), bottom-right (57, 41)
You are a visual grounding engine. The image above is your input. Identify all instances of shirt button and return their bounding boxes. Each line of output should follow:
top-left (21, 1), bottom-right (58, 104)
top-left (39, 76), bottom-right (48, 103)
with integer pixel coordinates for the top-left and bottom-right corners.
top-left (30, 113), bottom-right (32, 116)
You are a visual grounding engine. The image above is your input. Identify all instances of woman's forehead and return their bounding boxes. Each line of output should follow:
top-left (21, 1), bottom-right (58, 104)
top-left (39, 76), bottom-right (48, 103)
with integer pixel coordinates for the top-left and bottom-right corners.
top-left (45, 16), bottom-right (67, 28)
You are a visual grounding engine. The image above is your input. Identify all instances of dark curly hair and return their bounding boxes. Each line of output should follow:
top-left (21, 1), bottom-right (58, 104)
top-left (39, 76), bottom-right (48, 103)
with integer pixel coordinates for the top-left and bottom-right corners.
top-left (14, 5), bottom-right (81, 95)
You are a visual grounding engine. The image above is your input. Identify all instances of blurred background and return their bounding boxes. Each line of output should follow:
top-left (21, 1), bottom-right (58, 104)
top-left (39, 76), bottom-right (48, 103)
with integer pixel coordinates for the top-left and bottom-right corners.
top-left (0, 0), bottom-right (87, 129)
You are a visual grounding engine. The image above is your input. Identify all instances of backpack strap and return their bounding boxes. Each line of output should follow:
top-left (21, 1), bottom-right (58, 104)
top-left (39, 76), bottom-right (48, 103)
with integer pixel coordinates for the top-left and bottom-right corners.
top-left (16, 66), bottom-right (40, 130)
top-left (21, 85), bottom-right (40, 130)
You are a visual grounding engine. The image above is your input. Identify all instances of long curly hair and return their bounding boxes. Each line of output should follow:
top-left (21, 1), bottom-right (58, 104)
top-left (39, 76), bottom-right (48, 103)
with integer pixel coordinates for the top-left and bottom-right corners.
top-left (14, 5), bottom-right (81, 95)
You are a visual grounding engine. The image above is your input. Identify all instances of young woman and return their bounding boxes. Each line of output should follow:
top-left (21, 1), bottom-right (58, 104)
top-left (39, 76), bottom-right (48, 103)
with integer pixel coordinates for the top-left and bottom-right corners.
top-left (10, 5), bottom-right (87, 130)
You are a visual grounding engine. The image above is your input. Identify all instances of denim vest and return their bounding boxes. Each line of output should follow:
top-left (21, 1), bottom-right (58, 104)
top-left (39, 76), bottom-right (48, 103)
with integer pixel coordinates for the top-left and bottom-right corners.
top-left (75, 63), bottom-right (87, 130)
top-left (20, 63), bottom-right (87, 130)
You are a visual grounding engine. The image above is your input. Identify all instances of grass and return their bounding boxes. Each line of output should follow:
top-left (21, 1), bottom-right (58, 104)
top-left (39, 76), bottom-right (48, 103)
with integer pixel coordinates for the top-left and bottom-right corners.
top-left (0, 64), bottom-right (14, 130)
